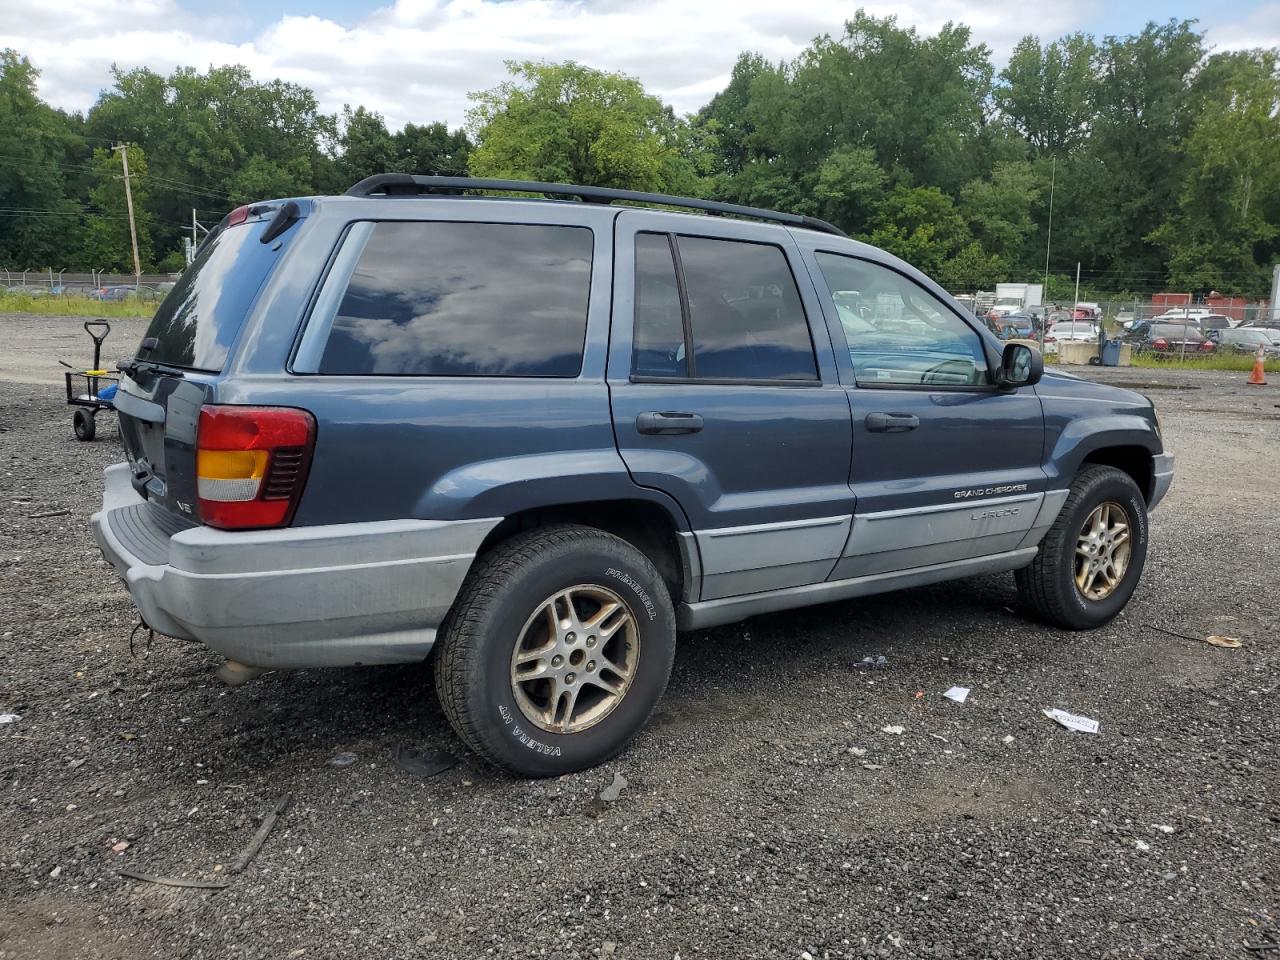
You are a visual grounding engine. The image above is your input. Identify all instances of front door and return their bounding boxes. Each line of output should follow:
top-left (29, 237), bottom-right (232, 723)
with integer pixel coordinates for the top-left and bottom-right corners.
top-left (801, 248), bottom-right (1048, 579)
top-left (607, 212), bottom-right (854, 601)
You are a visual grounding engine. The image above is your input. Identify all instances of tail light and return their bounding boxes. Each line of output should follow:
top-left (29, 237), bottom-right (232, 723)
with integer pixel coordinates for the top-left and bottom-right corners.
top-left (1199, 340), bottom-right (1215, 352)
top-left (196, 405), bottom-right (315, 530)
top-left (1153, 338), bottom-right (1168, 350)
top-left (225, 205), bottom-right (251, 228)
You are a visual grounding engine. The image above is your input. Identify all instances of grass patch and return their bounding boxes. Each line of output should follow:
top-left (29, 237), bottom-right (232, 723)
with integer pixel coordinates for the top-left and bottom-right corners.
top-left (0, 292), bottom-right (157, 319)
top-left (1129, 352), bottom-right (1280, 372)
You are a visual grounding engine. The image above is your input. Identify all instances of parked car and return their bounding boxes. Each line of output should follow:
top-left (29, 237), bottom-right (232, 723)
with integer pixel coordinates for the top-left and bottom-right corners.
top-left (987, 312), bottom-right (1036, 340)
top-left (91, 176), bottom-right (1173, 776)
top-left (1196, 314), bottom-right (1233, 332)
top-left (1247, 325), bottom-right (1280, 347)
top-left (1121, 321), bottom-right (1214, 357)
top-left (1149, 308), bottom-right (1211, 325)
top-left (1043, 321), bottom-right (1100, 354)
top-left (89, 286), bottom-right (134, 301)
top-left (987, 299), bottom-right (1025, 319)
top-left (1207, 327), bottom-right (1280, 357)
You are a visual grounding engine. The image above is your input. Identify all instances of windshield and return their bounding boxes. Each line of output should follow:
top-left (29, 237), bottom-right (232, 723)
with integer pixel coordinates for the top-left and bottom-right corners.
top-left (141, 217), bottom-right (287, 372)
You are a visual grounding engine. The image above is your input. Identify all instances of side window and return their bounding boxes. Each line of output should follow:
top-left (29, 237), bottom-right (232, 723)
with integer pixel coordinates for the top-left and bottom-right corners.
top-left (676, 236), bottom-right (818, 381)
top-left (814, 253), bottom-right (989, 387)
top-left (632, 232), bottom-right (687, 378)
top-left (316, 221), bottom-right (592, 377)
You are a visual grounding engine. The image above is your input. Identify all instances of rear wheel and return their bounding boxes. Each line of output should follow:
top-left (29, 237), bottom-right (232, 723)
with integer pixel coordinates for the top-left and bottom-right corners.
top-left (434, 524), bottom-right (676, 776)
top-left (73, 408), bottom-right (96, 442)
top-left (1016, 465), bottom-right (1149, 629)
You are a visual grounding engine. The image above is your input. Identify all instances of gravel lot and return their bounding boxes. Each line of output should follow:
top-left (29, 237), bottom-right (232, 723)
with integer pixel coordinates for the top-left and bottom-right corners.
top-left (1, 314), bottom-right (1277, 959)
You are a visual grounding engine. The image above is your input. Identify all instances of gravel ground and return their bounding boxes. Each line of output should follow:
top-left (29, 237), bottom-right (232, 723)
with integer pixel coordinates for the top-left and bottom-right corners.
top-left (1, 316), bottom-right (1278, 959)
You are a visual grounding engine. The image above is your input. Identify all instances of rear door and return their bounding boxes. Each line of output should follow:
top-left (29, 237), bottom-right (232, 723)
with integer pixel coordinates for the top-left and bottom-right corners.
top-left (115, 209), bottom-right (303, 520)
top-left (800, 247), bottom-right (1048, 578)
top-left (607, 212), bottom-right (854, 601)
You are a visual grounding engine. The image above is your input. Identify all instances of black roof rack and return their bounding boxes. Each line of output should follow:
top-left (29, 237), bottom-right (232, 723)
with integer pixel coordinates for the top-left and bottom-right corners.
top-left (343, 174), bottom-right (849, 238)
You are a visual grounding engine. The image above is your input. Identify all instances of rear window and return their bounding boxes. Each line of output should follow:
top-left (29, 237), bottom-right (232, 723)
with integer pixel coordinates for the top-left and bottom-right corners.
top-left (142, 218), bottom-right (283, 372)
top-left (1150, 324), bottom-right (1203, 339)
top-left (314, 221), bottom-right (593, 377)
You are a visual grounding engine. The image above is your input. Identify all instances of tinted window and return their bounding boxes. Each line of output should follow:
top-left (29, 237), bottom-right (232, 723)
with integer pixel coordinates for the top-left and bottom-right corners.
top-left (143, 218), bottom-right (285, 371)
top-left (675, 236), bottom-right (817, 381)
top-left (1149, 324), bottom-right (1204, 340)
top-left (632, 233), bottom-right (686, 377)
top-left (815, 253), bottom-right (989, 387)
top-left (318, 222), bottom-right (593, 377)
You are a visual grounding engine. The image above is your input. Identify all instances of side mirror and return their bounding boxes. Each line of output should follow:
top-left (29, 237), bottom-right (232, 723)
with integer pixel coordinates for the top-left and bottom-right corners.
top-left (996, 342), bottom-right (1042, 390)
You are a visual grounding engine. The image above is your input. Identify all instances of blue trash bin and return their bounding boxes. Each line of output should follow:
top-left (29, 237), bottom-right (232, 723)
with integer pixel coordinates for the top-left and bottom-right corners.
top-left (1100, 340), bottom-right (1122, 366)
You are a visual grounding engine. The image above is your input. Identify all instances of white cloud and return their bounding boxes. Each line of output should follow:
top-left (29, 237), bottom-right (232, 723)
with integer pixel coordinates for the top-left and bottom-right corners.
top-left (1205, 2), bottom-right (1280, 52)
top-left (0, 0), bottom-right (1267, 132)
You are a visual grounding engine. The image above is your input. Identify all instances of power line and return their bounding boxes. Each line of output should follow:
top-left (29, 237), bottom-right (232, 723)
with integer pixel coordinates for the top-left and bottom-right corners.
top-left (0, 153), bottom-right (241, 203)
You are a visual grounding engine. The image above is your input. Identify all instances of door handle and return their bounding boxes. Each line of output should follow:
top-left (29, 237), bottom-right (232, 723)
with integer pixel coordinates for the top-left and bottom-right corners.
top-left (637, 411), bottom-right (704, 435)
top-left (865, 412), bottom-right (920, 433)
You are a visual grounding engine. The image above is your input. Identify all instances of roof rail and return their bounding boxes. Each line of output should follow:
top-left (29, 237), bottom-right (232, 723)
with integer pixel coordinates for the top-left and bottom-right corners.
top-left (343, 174), bottom-right (849, 238)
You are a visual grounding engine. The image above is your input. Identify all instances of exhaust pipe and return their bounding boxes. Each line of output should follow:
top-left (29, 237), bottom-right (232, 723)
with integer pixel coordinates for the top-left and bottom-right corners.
top-left (216, 659), bottom-right (269, 686)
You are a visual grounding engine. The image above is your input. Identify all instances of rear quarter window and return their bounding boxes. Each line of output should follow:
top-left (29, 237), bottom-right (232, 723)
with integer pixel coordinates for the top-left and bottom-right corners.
top-left (311, 221), bottom-right (593, 377)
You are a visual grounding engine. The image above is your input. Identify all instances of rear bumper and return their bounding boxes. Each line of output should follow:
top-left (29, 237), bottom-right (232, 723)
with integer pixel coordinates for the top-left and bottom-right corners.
top-left (90, 463), bottom-right (499, 668)
top-left (1150, 453), bottom-right (1174, 511)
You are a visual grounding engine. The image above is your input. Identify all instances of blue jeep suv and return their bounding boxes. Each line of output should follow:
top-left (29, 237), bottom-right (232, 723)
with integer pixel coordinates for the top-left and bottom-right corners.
top-left (91, 175), bottom-right (1173, 775)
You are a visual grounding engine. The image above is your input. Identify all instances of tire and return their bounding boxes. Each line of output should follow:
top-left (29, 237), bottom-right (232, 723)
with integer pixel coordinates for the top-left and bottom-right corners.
top-left (433, 524), bottom-right (676, 777)
top-left (1015, 465), bottom-right (1149, 630)
top-left (73, 408), bottom-right (96, 442)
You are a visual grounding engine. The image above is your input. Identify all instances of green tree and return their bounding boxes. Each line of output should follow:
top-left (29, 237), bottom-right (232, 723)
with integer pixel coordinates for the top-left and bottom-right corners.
top-left (1086, 20), bottom-right (1205, 279)
top-left (80, 144), bottom-right (152, 271)
top-left (1149, 50), bottom-right (1280, 296)
top-left (996, 34), bottom-right (1099, 155)
top-left (865, 185), bottom-right (1001, 288)
top-left (958, 161), bottom-right (1042, 276)
top-left (334, 105), bottom-right (396, 184)
top-left (87, 64), bottom-right (335, 254)
top-left (813, 147), bottom-right (888, 232)
top-left (695, 52), bottom-right (775, 178)
top-left (467, 60), bottom-right (698, 192)
top-left (0, 50), bottom-right (84, 268)
top-left (394, 121), bottom-right (471, 176)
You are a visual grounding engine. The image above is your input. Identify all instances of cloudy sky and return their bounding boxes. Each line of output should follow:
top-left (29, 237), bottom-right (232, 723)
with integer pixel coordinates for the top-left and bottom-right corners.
top-left (3, 0), bottom-right (1277, 130)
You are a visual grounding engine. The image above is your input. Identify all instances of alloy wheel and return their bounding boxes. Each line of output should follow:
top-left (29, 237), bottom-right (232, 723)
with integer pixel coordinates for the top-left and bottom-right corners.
top-left (509, 585), bottom-right (640, 734)
top-left (1074, 501), bottom-right (1131, 600)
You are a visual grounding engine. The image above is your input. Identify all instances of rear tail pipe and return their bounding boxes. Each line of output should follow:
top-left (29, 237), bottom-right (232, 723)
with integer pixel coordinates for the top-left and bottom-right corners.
top-left (216, 659), bottom-right (270, 686)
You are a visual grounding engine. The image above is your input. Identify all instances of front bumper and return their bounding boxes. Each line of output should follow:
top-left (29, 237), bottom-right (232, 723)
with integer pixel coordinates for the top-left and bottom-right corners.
top-left (1150, 453), bottom-right (1174, 511)
top-left (90, 463), bottom-right (499, 668)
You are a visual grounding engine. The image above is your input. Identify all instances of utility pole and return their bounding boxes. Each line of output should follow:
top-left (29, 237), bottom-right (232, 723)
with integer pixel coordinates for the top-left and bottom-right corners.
top-left (1040, 156), bottom-right (1056, 351)
top-left (1271, 264), bottom-right (1280, 322)
top-left (113, 144), bottom-right (142, 289)
top-left (1043, 156), bottom-right (1056, 292)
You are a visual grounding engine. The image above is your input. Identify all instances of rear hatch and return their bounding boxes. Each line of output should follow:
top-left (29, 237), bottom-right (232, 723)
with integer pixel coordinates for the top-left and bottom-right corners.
top-left (114, 201), bottom-right (308, 522)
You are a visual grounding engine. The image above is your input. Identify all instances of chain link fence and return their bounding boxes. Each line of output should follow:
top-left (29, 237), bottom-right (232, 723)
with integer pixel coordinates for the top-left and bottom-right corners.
top-left (2, 269), bottom-right (178, 296)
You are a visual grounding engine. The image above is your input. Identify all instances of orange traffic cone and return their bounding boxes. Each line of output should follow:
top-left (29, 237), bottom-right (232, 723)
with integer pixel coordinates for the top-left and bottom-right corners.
top-left (1248, 343), bottom-right (1267, 386)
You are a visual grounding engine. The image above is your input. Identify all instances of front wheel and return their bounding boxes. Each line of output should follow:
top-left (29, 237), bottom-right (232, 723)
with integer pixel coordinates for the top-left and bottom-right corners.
top-left (433, 524), bottom-right (676, 776)
top-left (1016, 465), bottom-right (1149, 629)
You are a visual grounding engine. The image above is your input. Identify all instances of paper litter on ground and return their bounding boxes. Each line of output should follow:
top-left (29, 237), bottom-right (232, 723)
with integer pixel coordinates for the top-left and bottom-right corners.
top-left (943, 686), bottom-right (970, 704)
top-left (1043, 708), bottom-right (1099, 734)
